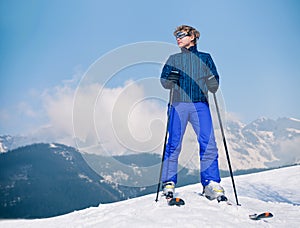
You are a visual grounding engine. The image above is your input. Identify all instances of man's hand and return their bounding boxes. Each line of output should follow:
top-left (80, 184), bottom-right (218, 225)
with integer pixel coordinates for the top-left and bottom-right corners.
top-left (167, 70), bottom-right (180, 85)
top-left (206, 75), bottom-right (219, 93)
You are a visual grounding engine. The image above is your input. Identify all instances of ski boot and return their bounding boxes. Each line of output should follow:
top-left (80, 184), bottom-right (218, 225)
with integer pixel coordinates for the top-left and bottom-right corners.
top-left (162, 181), bottom-right (175, 199)
top-left (203, 181), bottom-right (227, 202)
top-left (162, 181), bottom-right (185, 206)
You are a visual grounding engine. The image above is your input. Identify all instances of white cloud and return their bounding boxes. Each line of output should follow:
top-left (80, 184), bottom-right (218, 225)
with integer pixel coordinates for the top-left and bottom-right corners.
top-left (41, 84), bottom-right (75, 138)
top-left (24, 78), bottom-right (235, 163)
top-left (38, 79), bottom-right (167, 156)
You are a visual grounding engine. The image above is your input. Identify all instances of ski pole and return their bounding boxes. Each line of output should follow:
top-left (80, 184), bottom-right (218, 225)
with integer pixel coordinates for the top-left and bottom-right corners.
top-left (155, 87), bottom-right (174, 202)
top-left (213, 93), bottom-right (240, 206)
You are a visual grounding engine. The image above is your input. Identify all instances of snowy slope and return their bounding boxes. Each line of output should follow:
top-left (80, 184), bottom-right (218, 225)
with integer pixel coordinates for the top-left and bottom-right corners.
top-left (1, 166), bottom-right (300, 227)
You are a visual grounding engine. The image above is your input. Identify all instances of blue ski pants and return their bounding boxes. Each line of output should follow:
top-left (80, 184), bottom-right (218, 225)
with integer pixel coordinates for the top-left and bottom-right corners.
top-left (161, 102), bottom-right (221, 187)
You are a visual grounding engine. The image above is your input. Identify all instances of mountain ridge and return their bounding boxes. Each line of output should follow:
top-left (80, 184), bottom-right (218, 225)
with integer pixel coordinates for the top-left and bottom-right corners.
top-left (1, 116), bottom-right (300, 171)
top-left (0, 143), bottom-right (126, 218)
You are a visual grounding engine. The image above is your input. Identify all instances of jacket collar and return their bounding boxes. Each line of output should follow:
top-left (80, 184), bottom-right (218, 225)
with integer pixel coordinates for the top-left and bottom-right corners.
top-left (181, 45), bottom-right (198, 53)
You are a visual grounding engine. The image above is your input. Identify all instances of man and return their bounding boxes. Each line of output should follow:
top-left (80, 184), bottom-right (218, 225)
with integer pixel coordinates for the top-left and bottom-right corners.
top-left (160, 25), bottom-right (226, 202)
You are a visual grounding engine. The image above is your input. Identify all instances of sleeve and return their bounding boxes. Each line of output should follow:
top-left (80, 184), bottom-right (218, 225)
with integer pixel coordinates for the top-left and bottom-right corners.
top-left (207, 54), bottom-right (219, 82)
top-left (160, 56), bottom-right (174, 89)
top-left (206, 54), bottom-right (220, 93)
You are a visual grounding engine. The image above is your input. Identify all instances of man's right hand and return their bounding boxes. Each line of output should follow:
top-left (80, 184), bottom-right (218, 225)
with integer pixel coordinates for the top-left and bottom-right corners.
top-left (168, 70), bottom-right (180, 85)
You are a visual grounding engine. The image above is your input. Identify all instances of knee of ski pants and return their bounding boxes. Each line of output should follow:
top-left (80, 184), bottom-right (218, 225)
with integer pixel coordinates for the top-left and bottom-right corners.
top-left (199, 138), bottom-right (218, 158)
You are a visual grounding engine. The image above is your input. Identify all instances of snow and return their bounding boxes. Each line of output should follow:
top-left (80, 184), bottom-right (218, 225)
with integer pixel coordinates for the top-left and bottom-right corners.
top-left (0, 143), bottom-right (5, 153)
top-left (1, 166), bottom-right (300, 227)
top-left (49, 143), bottom-right (58, 148)
top-left (289, 118), bottom-right (300, 123)
top-left (78, 174), bottom-right (93, 183)
top-left (286, 128), bottom-right (300, 134)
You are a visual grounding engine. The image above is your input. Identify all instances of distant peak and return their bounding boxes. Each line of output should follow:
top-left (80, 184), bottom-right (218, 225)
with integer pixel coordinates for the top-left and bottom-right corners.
top-left (287, 117), bottom-right (300, 122)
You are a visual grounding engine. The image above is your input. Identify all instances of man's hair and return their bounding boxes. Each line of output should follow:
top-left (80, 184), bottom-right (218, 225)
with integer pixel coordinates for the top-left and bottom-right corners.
top-left (173, 25), bottom-right (200, 44)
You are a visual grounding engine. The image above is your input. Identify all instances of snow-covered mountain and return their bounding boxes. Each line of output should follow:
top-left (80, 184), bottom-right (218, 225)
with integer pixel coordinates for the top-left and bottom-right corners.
top-left (181, 116), bottom-right (300, 171)
top-left (0, 143), bottom-right (127, 218)
top-left (0, 143), bottom-right (197, 219)
top-left (1, 117), bottom-right (300, 171)
top-left (2, 165), bottom-right (300, 227)
top-left (222, 117), bottom-right (300, 170)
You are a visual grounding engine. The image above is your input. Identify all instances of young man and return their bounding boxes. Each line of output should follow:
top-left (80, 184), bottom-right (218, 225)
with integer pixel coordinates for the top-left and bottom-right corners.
top-left (160, 25), bottom-right (226, 201)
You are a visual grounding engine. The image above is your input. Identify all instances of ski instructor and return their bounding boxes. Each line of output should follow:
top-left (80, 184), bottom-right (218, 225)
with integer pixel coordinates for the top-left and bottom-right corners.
top-left (160, 25), bottom-right (226, 201)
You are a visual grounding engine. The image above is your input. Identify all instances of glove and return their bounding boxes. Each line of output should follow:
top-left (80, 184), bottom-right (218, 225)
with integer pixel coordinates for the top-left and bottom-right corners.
top-left (206, 75), bottom-right (219, 93)
top-left (167, 70), bottom-right (180, 85)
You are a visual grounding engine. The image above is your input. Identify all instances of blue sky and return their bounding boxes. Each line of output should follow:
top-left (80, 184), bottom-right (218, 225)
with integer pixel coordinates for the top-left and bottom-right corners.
top-left (1, 0), bottom-right (300, 136)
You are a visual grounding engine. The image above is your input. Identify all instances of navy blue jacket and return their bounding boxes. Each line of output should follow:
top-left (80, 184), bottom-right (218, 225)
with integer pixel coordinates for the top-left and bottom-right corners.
top-left (160, 45), bottom-right (219, 103)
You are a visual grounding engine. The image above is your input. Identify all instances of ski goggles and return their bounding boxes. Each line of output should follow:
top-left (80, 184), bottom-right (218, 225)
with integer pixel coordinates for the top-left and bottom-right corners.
top-left (175, 31), bottom-right (190, 39)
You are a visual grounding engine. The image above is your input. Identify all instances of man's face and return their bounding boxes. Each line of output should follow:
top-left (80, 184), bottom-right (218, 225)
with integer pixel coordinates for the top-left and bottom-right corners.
top-left (175, 31), bottom-right (195, 49)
